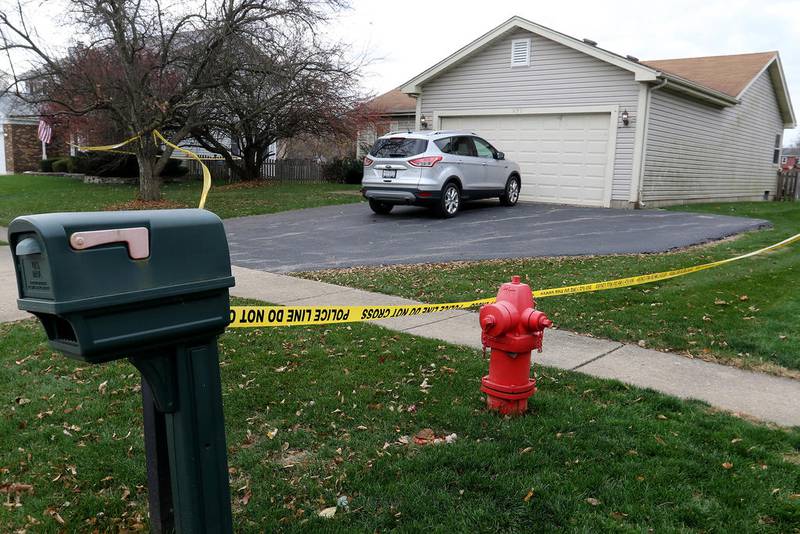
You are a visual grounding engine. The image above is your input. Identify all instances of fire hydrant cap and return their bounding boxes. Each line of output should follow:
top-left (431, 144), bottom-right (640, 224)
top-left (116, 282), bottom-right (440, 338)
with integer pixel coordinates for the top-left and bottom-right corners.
top-left (522, 308), bottom-right (552, 332)
top-left (479, 302), bottom-right (516, 337)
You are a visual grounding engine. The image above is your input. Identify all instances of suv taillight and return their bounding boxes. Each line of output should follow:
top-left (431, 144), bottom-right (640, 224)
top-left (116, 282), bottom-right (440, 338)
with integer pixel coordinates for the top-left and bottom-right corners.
top-left (363, 156), bottom-right (374, 166)
top-left (408, 155), bottom-right (442, 168)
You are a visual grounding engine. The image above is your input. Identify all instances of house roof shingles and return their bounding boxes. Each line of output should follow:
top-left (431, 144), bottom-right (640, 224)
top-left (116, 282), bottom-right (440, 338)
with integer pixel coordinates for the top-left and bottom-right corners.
top-left (366, 88), bottom-right (416, 114)
top-left (642, 51), bottom-right (777, 98)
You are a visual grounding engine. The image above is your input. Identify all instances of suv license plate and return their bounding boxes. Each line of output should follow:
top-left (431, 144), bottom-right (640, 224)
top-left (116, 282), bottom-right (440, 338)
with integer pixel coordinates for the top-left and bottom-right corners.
top-left (382, 169), bottom-right (396, 179)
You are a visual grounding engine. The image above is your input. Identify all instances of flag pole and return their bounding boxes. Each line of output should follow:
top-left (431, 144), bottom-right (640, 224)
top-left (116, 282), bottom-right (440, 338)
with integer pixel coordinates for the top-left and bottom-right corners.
top-left (41, 139), bottom-right (47, 160)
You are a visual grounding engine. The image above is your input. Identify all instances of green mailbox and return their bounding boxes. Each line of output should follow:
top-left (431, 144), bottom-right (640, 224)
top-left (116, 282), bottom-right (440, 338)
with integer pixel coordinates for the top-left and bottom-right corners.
top-left (9, 209), bottom-right (235, 533)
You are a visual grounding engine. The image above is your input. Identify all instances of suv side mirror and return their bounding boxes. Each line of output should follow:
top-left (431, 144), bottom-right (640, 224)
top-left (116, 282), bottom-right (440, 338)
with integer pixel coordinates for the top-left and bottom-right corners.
top-left (495, 151), bottom-right (505, 160)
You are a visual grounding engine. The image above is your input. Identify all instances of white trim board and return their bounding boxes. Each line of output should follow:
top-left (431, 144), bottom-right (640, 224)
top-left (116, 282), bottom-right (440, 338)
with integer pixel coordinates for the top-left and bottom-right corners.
top-left (432, 106), bottom-right (621, 125)
top-left (629, 83), bottom-right (651, 204)
top-left (435, 106), bottom-right (618, 208)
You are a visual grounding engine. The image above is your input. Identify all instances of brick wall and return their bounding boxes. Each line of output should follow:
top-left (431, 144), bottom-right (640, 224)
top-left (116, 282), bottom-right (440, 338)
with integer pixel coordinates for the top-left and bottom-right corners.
top-left (4, 123), bottom-right (71, 173)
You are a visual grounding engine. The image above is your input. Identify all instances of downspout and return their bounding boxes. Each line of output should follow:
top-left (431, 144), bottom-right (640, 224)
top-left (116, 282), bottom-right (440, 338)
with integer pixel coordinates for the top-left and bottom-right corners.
top-left (635, 77), bottom-right (668, 208)
top-left (414, 93), bottom-right (423, 130)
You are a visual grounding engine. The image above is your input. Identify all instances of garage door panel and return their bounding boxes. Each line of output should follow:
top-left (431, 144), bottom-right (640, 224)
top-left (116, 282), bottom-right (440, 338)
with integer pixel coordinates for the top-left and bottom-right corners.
top-left (440, 112), bottom-right (611, 207)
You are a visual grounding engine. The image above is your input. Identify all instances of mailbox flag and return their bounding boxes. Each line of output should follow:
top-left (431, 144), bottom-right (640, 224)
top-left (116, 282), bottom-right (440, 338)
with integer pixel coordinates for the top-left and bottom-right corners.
top-left (37, 119), bottom-right (52, 144)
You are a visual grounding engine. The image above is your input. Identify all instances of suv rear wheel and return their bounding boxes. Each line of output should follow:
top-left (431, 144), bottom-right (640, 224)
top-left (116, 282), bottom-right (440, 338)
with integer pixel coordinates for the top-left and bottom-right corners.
top-left (369, 199), bottom-right (394, 214)
top-left (437, 182), bottom-right (461, 218)
top-left (500, 176), bottom-right (520, 206)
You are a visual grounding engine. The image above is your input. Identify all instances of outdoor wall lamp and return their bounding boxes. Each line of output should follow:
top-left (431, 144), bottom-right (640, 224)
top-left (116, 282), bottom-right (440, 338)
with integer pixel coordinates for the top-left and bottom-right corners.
top-left (621, 110), bottom-right (630, 126)
top-left (420, 115), bottom-right (428, 129)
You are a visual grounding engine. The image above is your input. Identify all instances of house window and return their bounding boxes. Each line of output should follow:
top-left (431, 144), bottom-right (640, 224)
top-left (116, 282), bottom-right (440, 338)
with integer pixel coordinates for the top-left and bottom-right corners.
top-left (511, 38), bottom-right (531, 67)
top-left (773, 134), bottom-right (781, 164)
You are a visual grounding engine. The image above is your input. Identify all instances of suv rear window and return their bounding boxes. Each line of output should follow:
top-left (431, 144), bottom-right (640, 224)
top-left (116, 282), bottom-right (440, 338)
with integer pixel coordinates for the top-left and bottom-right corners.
top-left (370, 138), bottom-right (428, 158)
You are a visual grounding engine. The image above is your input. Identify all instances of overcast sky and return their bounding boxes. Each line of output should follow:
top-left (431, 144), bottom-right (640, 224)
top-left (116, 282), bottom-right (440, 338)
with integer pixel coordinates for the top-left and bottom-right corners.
top-left (6, 0), bottom-right (799, 144)
top-left (330, 0), bottom-right (800, 145)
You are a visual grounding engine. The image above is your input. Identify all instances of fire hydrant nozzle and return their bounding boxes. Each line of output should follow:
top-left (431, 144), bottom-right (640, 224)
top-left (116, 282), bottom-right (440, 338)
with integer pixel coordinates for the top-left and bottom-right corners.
top-left (479, 276), bottom-right (551, 415)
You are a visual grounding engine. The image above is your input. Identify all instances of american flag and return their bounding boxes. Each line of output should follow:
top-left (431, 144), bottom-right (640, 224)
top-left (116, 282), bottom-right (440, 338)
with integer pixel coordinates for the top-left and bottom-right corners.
top-left (37, 119), bottom-right (52, 144)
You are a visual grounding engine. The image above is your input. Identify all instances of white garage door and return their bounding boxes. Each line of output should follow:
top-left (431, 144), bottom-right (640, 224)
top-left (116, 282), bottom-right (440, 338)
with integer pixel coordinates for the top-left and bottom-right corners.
top-left (440, 113), bottom-right (613, 207)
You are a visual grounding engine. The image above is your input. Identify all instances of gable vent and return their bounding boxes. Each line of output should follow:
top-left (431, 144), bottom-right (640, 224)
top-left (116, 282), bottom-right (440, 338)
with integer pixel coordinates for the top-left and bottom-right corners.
top-left (510, 38), bottom-right (531, 67)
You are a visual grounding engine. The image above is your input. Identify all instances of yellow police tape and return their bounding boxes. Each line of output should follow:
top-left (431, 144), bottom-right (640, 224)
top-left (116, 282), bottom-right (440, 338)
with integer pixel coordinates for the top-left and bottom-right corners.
top-left (229, 231), bottom-right (800, 328)
top-left (74, 130), bottom-right (212, 210)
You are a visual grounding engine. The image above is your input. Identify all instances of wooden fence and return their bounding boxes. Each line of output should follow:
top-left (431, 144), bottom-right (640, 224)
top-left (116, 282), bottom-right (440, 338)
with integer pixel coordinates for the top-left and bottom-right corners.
top-left (186, 158), bottom-right (325, 183)
top-left (260, 159), bottom-right (324, 183)
top-left (186, 159), bottom-right (231, 181)
top-left (777, 170), bottom-right (799, 201)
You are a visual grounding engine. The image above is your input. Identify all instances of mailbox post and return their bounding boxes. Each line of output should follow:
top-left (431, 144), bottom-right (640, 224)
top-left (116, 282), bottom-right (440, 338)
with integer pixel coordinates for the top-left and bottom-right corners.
top-left (9, 209), bottom-right (235, 533)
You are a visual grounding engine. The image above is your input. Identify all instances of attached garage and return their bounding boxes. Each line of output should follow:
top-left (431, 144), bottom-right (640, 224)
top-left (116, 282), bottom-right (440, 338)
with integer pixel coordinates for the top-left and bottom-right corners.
top-left (400, 16), bottom-right (795, 208)
top-left (440, 111), bottom-right (614, 206)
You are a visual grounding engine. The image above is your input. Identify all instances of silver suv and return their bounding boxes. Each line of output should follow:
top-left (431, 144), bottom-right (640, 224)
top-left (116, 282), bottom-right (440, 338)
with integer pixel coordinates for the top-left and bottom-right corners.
top-left (361, 130), bottom-right (522, 217)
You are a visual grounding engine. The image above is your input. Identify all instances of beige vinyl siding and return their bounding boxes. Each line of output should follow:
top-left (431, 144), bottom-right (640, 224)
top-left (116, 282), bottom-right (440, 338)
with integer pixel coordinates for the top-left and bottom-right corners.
top-left (642, 70), bottom-right (783, 203)
top-left (419, 29), bottom-right (639, 201)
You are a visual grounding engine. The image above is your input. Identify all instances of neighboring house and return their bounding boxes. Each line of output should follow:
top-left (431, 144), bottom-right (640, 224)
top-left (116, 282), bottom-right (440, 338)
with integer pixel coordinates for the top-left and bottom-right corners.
top-left (780, 147), bottom-right (800, 167)
top-left (0, 94), bottom-right (68, 173)
top-left (399, 16), bottom-right (796, 207)
top-left (356, 89), bottom-right (418, 158)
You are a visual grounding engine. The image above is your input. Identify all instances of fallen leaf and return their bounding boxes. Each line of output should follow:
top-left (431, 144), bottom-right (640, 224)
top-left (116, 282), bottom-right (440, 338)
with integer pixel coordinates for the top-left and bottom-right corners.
top-left (586, 497), bottom-right (601, 506)
top-left (240, 488), bottom-right (252, 506)
top-left (788, 494), bottom-right (800, 500)
top-left (413, 428), bottom-right (435, 445)
top-left (714, 299), bottom-right (727, 305)
top-left (722, 462), bottom-right (733, 470)
top-left (319, 506), bottom-right (337, 518)
top-left (266, 428), bottom-right (278, 440)
top-left (523, 489), bottom-right (534, 502)
top-left (98, 381), bottom-right (108, 395)
top-left (45, 508), bottom-right (65, 525)
top-left (731, 438), bottom-right (742, 444)
top-left (520, 447), bottom-right (533, 454)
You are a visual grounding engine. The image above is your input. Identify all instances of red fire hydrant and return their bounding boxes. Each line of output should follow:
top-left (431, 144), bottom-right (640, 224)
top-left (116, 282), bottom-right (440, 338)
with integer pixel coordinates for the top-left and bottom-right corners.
top-left (479, 276), bottom-right (552, 415)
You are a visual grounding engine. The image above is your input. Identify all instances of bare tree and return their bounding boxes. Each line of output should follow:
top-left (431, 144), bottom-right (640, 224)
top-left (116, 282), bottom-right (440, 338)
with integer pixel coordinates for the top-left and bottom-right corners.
top-left (190, 27), bottom-right (365, 181)
top-left (0, 0), bottom-right (345, 200)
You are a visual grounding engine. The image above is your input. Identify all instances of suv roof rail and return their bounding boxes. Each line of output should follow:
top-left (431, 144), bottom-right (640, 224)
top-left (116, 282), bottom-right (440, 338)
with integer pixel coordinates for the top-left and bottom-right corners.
top-left (431, 130), bottom-right (477, 136)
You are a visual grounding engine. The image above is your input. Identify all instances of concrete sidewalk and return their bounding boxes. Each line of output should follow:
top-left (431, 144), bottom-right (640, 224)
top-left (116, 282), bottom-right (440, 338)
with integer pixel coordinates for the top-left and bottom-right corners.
top-left (232, 265), bottom-right (800, 427)
top-left (0, 246), bottom-right (28, 323)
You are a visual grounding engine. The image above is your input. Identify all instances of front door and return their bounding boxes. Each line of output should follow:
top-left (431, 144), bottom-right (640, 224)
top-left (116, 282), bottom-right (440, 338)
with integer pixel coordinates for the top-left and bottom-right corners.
top-left (473, 137), bottom-right (506, 189)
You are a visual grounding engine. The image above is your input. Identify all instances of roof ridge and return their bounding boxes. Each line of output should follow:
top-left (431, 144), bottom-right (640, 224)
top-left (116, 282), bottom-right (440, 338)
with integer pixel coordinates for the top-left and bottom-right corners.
top-left (644, 51), bottom-right (777, 63)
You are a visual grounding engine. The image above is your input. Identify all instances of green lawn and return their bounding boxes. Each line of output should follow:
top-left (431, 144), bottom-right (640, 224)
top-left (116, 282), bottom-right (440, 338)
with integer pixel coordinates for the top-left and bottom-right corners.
top-left (0, 309), bottom-right (798, 532)
top-left (0, 174), bottom-right (361, 225)
top-left (298, 202), bottom-right (800, 374)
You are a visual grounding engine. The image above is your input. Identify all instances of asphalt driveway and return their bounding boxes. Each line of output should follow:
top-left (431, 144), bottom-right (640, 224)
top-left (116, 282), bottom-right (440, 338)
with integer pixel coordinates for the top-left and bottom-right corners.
top-left (224, 201), bottom-right (769, 272)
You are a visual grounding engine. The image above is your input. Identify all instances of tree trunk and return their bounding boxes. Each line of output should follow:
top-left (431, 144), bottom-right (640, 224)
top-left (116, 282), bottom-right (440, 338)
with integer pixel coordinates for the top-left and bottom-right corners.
top-left (237, 145), bottom-right (261, 181)
top-left (136, 146), bottom-right (162, 201)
